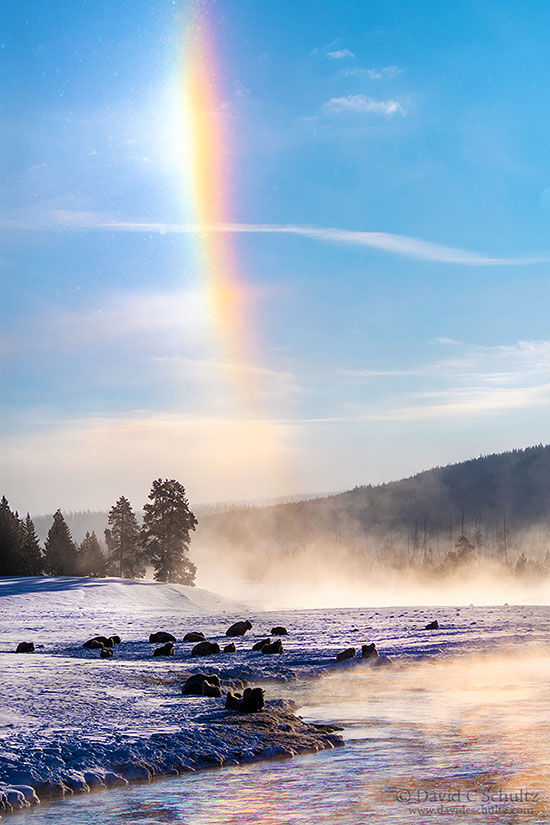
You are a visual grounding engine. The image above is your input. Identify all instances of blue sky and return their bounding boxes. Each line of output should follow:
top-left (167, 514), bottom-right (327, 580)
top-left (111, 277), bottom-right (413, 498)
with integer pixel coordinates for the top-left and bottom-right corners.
top-left (2, 0), bottom-right (550, 513)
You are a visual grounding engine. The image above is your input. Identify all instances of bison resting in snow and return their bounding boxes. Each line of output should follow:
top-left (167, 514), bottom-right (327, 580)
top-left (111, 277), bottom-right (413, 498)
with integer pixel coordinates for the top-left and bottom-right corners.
top-left (225, 620), bottom-right (252, 637)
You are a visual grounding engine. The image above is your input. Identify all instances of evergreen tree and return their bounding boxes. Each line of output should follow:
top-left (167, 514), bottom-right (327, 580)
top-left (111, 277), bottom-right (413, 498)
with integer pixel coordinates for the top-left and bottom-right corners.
top-left (105, 496), bottom-right (144, 578)
top-left (44, 510), bottom-right (77, 575)
top-left (514, 552), bottom-right (527, 575)
top-left (78, 531), bottom-right (107, 577)
top-left (141, 479), bottom-right (198, 584)
top-left (19, 514), bottom-right (44, 575)
top-left (455, 534), bottom-right (476, 564)
top-left (0, 496), bottom-right (23, 576)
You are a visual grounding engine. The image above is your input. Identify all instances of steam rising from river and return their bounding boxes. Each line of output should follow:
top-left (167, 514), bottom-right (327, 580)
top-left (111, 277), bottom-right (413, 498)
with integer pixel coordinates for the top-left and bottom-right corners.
top-left (195, 541), bottom-right (550, 609)
top-left (295, 648), bottom-right (550, 820)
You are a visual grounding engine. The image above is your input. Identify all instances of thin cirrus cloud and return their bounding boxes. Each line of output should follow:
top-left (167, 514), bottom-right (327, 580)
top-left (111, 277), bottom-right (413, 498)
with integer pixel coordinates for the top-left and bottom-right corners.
top-left (327, 48), bottom-right (355, 59)
top-left (151, 355), bottom-right (300, 402)
top-left (10, 209), bottom-right (548, 267)
top-left (334, 340), bottom-right (550, 420)
top-left (340, 65), bottom-right (402, 79)
top-left (339, 340), bottom-right (550, 384)
top-left (1, 287), bottom-right (211, 355)
top-left (322, 94), bottom-right (405, 116)
top-left (315, 381), bottom-right (550, 423)
top-left (386, 383), bottom-right (550, 421)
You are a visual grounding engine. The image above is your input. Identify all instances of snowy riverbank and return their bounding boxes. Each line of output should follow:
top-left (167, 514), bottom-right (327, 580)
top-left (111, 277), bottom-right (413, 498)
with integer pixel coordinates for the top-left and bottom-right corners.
top-left (0, 577), bottom-right (344, 812)
top-left (0, 577), bottom-right (548, 815)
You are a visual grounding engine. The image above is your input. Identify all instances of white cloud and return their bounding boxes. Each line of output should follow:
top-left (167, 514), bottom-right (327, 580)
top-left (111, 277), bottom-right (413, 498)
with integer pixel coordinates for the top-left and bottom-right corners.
top-left (7, 209), bottom-right (545, 267)
top-left (339, 368), bottom-right (424, 378)
top-left (322, 94), bottom-right (405, 116)
top-left (327, 48), bottom-right (355, 60)
top-left (386, 384), bottom-right (550, 421)
top-left (1, 283), bottom-right (298, 416)
top-left (340, 65), bottom-right (402, 79)
top-left (151, 355), bottom-right (300, 404)
top-left (336, 340), bottom-right (550, 420)
top-left (2, 287), bottom-right (211, 356)
top-left (341, 340), bottom-right (550, 382)
top-left (432, 337), bottom-right (461, 345)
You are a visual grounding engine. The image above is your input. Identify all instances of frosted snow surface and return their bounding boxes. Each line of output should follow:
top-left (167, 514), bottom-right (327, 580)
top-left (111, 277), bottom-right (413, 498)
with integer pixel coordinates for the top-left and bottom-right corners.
top-left (0, 576), bottom-right (548, 816)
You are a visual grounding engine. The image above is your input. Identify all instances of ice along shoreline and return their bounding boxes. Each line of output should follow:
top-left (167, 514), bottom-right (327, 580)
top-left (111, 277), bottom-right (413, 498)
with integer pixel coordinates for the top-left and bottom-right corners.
top-left (0, 703), bottom-right (343, 813)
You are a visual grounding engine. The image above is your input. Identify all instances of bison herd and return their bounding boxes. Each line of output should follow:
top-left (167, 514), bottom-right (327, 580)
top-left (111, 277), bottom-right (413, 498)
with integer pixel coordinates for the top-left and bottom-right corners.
top-left (12, 615), bottom-right (443, 668)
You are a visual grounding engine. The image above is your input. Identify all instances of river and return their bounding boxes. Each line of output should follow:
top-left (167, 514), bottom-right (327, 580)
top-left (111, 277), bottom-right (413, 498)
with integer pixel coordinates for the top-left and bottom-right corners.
top-left (12, 638), bottom-right (549, 825)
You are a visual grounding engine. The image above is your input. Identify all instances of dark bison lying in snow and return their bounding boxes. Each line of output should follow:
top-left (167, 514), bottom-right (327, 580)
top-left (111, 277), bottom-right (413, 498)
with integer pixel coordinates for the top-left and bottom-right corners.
top-left (183, 631), bottom-right (205, 643)
top-left (191, 640), bottom-right (220, 656)
top-left (261, 639), bottom-right (283, 654)
top-left (225, 620), bottom-right (252, 637)
top-left (225, 686), bottom-right (264, 713)
top-left (153, 642), bottom-right (175, 657)
top-left (83, 635), bottom-right (116, 649)
top-left (182, 673), bottom-right (222, 697)
top-left (336, 647), bottom-right (356, 662)
top-left (149, 631), bottom-right (176, 644)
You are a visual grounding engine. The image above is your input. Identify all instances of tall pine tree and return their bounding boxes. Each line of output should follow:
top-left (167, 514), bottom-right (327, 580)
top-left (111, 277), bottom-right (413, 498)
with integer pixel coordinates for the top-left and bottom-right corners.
top-left (141, 479), bottom-right (198, 584)
top-left (19, 514), bottom-right (44, 575)
top-left (44, 510), bottom-right (77, 576)
top-left (78, 531), bottom-right (107, 577)
top-left (105, 496), bottom-right (144, 578)
top-left (0, 496), bottom-right (23, 576)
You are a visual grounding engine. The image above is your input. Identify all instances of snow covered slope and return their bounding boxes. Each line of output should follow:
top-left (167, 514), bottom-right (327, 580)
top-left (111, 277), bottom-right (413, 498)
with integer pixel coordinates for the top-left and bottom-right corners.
top-left (0, 576), bottom-right (243, 626)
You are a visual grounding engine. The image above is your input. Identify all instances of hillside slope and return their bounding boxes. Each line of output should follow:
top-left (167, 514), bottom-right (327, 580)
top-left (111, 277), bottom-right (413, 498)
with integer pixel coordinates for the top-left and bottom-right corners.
top-left (194, 445), bottom-right (550, 558)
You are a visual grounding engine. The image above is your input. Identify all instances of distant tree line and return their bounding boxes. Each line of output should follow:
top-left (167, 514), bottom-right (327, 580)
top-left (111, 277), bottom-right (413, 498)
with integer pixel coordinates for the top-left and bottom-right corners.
top-left (0, 479), bottom-right (198, 585)
top-left (195, 444), bottom-right (550, 580)
top-left (369, 526), bottom-right (550, 580)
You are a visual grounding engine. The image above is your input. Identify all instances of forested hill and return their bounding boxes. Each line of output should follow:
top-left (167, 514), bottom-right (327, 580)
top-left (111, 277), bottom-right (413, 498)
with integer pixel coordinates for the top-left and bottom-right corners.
top-left (31, 445), bottom-right (550, 552)
top-left (195, 445), bottom-right (550, 556)
top-left (337, 443), bottom-right (550, 531)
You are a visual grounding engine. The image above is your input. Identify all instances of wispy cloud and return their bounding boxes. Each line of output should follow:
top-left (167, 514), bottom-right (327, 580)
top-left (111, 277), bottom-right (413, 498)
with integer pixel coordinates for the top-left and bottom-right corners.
top-left (327, 48), bottom-right (355, 60)
top-left (339, 368), bottom-right (424, 378)
top-left (322, 94), bottom-right (405, 116)
top-left (385, 383), bottom-right (550, 421)
top-left (341, 65), bottom-right (402, 79)
top-left (151, 355), bottom-right (300, 402)
top-left (2, 287), bottom-right (210, 356)
top-left (432, 337), bottom-right (461, 345)
top-left (6, 208), bottom-right (545, 267)
top-left (336, 340), bottom-right (550, 420)
top-left (341, 340), bottom-right (550, 382)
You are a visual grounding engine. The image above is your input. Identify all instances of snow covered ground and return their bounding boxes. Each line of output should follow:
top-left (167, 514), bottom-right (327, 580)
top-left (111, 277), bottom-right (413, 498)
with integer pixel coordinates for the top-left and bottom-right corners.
top-left (0, 576), bottom-right (548, 817)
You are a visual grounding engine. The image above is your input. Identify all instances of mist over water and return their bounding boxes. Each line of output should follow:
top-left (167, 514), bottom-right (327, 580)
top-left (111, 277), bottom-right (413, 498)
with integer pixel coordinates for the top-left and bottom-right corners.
top-left (294, 647), bottom-right (550, 822)
top-left (195, 548), bottom-right (550, 610)
top-left (189, 445), bottom-right (550, 611)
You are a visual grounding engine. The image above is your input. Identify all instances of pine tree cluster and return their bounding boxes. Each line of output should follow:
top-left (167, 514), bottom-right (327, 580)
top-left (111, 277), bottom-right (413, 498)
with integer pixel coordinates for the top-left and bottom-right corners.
top-left (0, 497), bottom-right (105, 578)
top-left (0, 479), bottom-right (198, 585)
